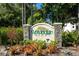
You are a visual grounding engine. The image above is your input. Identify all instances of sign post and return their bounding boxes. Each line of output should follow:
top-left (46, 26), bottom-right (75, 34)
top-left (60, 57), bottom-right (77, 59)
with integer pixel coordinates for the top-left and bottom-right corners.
top-left (22, 3), bottom-right (27, 40)
top-left (53, 23), bottom-right (62, 48)
top-left (23, 24), bottom-right (31, 40)
top-left (22, 4), bottom-right (33, 40)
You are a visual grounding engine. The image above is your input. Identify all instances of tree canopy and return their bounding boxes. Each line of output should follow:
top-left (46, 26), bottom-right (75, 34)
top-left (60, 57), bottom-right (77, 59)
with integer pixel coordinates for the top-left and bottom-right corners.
top-left (0, 3), bottom-right (78, 27)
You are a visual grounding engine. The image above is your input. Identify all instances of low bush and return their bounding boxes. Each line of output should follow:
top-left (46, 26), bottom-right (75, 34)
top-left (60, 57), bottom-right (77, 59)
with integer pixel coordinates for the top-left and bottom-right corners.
top-left (21, 40), bottom-right (35, 45)
top-left (49, 40), bottom-right (57, 46)
top-left (21, 40), bottom-right (46, 49)
top-left (0, 27), bottom-right (23, 45)
top-left (8, 40), bottom-right (58, 56)
top-left (0, 28), bottom-right (8, 45)
top-left (36, 40), bottom-right (46, 49)
top-left (62, 31), bottom-right (79, 47)
top-left (21, 40), bottom-right (57, 49)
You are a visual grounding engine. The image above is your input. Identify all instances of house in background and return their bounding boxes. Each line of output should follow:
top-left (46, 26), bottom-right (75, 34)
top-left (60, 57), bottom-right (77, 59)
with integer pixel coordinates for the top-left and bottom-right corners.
top-left (63, 23), bottom-right (77, 32)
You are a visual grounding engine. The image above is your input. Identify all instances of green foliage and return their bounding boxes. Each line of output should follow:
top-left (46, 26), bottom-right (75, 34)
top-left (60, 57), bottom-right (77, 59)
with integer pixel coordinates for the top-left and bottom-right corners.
top-left (21, 40), bottom-right (34, 45)
top-left (0, 28), bottom-right (8, 45)
top-left (36, 40), bottom-right (46, 49)
top-left (62, 31), bottom-right (79, 47)
top-left (27, 3), bottom-right (78, 25)
top-left (16, 28), bottom-right (23, 43)
top-left (0, 4), bottom-right (22, 27)
top-left (27, 10), bottom-right (45, 25)
top-left (21, 39), bottom-right (46, 49)
top-left (21, 39), bottom-right (58, 49)
top-left (70, 31), bottom-right (79, 46)
top-left (43, 3), bottom-right (78, 24)
top-left (0, 3), bottom-right (78, 26)
top-left (0, 27), bottom-right (23, 45)
top-left (49, 40), bottom-right (57, 46)
top-left (27, 17), bottom-right (32, 25)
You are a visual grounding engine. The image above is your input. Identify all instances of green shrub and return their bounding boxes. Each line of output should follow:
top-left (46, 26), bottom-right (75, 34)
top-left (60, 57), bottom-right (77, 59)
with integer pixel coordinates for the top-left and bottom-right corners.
top-left (0, 27), bottom-right (23, 45)
top-left (49, 40), bottom-right (57, 46)
top-left (16, 28), bottom-right (23, 44)
top-left (22, 39), bottom-right (57, 49)
top-left (21, 39), bottom-right (34, 45)
top-left (71, 31), bottom-right (79, 46)
top-left (62, 31), bottom-right (79, 47)
top-left (21, 39), bottom-right (46, 49)
top-left (0, 28), bottom-right (8, 45)
top-left (36, 40), bottom-right (46, 49)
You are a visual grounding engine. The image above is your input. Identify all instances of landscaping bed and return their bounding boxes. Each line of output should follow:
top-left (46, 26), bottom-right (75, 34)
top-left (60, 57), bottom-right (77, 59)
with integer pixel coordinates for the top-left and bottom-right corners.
top-left (0, 27), bottom-right (79, 56)
top-left (0, 39), bottom-right (58, 56)
top-left (0, 45), bottom-right (79, 56)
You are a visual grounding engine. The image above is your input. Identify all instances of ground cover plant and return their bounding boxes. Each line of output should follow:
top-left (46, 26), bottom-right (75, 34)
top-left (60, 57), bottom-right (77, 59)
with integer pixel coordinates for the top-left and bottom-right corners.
top-left (7, 40), bottom-right (58, 56)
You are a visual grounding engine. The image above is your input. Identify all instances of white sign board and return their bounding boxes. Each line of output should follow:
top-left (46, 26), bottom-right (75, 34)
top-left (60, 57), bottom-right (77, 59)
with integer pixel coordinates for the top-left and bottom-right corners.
top-left (31, 23), bottom-right (55, 42)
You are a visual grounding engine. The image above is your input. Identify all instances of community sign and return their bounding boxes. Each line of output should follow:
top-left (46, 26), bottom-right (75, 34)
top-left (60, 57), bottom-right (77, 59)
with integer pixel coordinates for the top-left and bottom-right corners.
top-left (31, 23), bottom-right (55, 42)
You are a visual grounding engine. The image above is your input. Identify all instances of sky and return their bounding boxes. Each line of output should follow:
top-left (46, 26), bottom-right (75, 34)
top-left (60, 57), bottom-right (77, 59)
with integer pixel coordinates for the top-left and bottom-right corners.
top-left (36, 3), bottom-right (42, 9)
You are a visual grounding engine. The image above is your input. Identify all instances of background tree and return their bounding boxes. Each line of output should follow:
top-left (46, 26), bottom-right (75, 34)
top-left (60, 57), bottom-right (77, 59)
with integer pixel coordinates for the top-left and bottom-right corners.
top-left (0, 3), bottom-right (78, 27)
top-left (42, 3), bottom-right (78, 25)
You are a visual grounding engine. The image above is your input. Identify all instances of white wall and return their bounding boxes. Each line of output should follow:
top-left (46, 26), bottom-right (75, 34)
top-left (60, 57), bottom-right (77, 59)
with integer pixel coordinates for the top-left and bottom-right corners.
top-left (63, 23), bottom-right (76, 32)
